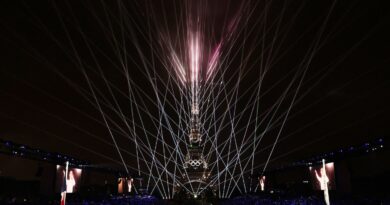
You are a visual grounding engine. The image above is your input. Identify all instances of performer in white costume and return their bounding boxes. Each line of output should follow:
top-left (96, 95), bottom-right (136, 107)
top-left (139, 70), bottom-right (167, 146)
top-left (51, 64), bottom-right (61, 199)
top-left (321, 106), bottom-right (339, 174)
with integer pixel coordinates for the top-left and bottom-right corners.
top-left (66, 170), bottom-right (76, 193)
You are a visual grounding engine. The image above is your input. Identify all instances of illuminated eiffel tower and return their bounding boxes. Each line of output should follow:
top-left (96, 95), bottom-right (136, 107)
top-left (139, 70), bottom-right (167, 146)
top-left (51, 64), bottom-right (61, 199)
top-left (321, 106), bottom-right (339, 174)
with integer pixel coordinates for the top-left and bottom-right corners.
top-left (181, 99), bottom-right (210, 198)
top-left (176, 33), bottom-right (211, 199)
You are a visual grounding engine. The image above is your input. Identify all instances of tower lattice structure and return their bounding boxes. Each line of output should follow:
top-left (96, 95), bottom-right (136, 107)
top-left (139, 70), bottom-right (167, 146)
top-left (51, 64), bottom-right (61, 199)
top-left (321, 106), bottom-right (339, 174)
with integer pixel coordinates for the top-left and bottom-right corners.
top-left (181, 92), bottom-right (210, 198)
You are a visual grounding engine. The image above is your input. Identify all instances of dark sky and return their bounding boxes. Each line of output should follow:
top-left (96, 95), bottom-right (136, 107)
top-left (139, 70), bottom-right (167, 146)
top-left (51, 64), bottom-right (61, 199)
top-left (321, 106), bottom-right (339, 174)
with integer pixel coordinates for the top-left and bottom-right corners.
top-left (0, 0), bottom-right (389, 174)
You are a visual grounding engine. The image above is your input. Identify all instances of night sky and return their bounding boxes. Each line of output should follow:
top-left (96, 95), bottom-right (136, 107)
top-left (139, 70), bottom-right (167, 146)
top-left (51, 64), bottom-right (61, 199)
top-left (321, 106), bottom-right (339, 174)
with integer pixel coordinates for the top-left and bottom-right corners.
top-left (0, 0), bottom-right (389, 173)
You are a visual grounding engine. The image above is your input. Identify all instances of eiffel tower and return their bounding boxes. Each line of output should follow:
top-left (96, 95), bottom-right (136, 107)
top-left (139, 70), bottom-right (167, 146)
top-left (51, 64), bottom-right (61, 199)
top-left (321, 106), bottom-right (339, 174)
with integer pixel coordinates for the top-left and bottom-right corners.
top-left (171, 33), bottom-right (213, 199)
top-left (180, 100), bottom-right (210, 198)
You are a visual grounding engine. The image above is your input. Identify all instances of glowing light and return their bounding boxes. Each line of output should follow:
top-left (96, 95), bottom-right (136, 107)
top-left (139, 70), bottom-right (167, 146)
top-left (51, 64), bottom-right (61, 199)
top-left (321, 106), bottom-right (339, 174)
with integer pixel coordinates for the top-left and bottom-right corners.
top-left (170, 51), bottom-right (186, 85)
top-left (206, 43), bottom-right (222, 82)
top-left (189, 33), bottom-right (200, 84)
top-left (75, 168), bottom-right (82, 174)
